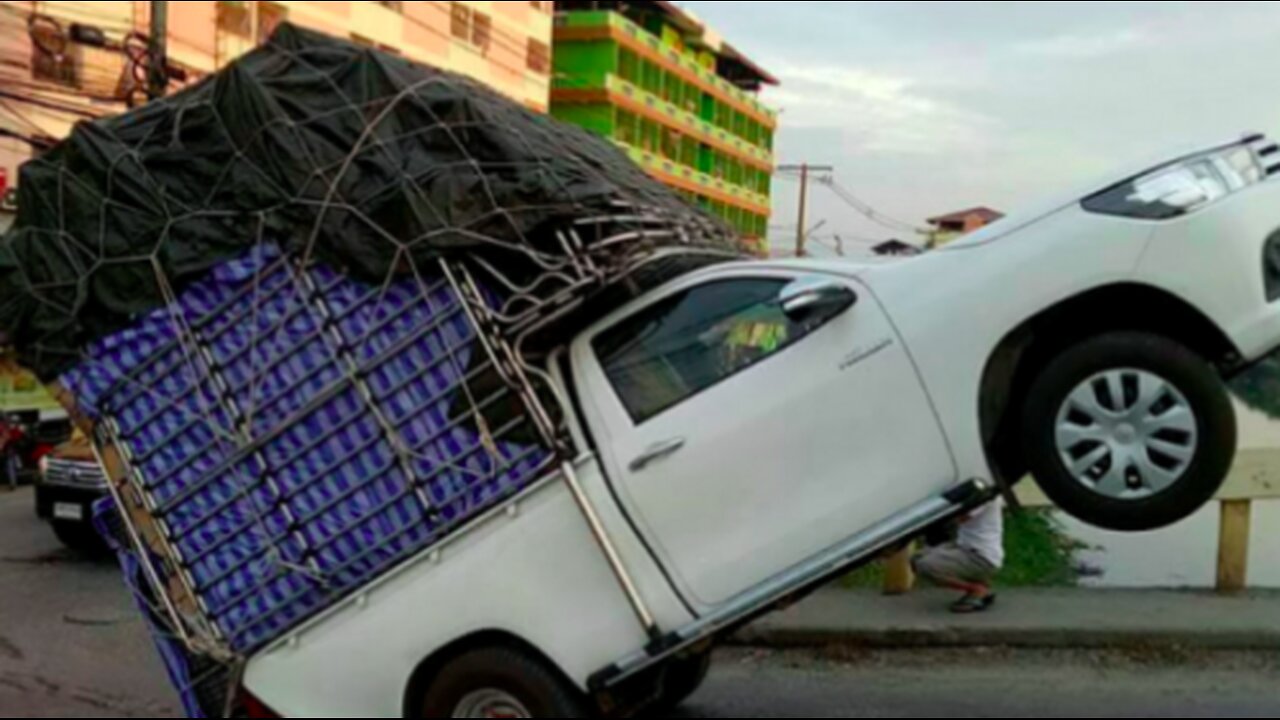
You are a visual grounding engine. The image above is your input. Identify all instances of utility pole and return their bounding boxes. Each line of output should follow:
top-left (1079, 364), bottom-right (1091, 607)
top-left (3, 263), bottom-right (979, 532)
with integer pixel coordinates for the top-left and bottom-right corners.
top-left (148, 1), bottom-right (169, 101)
top-left (778, 163), bottom-right (833, 257)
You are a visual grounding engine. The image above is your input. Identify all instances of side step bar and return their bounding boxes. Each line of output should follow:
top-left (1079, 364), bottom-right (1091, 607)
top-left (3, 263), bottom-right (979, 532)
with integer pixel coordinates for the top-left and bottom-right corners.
top-left (589, 478), bottom-right (995, 692)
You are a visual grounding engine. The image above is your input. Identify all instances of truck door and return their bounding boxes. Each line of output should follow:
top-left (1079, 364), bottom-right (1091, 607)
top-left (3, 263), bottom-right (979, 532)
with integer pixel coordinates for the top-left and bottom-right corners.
top-left (572, 269), bottom-right (958, 611)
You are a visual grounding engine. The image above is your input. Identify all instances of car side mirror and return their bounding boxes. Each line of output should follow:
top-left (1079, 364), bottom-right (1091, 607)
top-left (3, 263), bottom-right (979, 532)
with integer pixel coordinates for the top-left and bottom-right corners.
top-left (779, 278), bottom-right (857, 325)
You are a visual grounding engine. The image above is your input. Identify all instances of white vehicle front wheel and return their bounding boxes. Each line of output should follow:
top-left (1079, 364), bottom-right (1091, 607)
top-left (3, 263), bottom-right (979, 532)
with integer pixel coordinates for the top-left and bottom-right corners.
top-left (1022, 332), bottom-right (1236, 532)
top-left (1053, 368), bottom-right (1199, 501)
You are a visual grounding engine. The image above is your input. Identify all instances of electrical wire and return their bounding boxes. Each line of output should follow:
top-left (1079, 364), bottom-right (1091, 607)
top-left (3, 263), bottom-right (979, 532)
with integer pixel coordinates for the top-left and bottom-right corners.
top-left (0, 96), bottom-right (53, 138)
top-left (0, 87), bottom-right (107, 120)
top-left (818, 176), bottom-right (927, 235)
top-left (7, 2), bottom-right (138, 33)
top-left (0, 126), bottom-right (53, 150)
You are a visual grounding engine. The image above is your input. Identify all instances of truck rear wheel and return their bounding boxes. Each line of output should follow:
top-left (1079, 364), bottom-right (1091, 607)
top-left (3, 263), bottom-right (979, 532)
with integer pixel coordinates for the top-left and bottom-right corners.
top-left (53, 521), bottom-right (108, 558)
top-left (420, 646), bottom-right (588, 718)
top-left (648, 651), bottom-right (712, 714)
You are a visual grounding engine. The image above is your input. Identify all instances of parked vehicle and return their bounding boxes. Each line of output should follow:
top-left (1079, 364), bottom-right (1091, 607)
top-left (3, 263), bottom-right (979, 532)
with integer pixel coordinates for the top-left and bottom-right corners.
top-left (233, 135), bottom-right (1280, 716)
top-left (35, 431), bottom-right (108, 554)
top-left (0, 411), bottom-right (64, 489)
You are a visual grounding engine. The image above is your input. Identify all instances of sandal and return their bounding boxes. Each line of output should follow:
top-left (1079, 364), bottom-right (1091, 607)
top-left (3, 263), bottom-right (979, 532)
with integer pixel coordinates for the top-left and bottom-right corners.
top-left (950, 594), bottom-right (997, 614)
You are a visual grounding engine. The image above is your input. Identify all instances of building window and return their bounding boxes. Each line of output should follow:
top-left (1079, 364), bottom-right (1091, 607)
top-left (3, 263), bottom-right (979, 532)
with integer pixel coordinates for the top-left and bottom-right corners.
top-left (450, 2), bottom-right (491, 52)
top-left (451, 3), bottom-right (471, 40)
top-left (618, 48), bottom-right (639, 85)
top-left (616, 109), bottom-right (638, 146)
top-left (216, 0), bottom-right (252, 37)
top-left (28, 17), bottom-right (77, 88)
top-left (527, 39), bottom-right (550, 74)
top-left (31, 47), bottom-right (78, 88)
top-left (661, 128), bottom-right (681, 162)
top-left (471, 11), bottom-right (492, 52)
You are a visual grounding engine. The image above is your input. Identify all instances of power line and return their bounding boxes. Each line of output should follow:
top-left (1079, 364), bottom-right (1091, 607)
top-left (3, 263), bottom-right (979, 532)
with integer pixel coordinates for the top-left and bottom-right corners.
top-left (0, 2), bottom-right (138, 33)
top-left (0, 97), bottom-right (52, 139)
top-left (0, 88), bottom-right (103, 120)
top-left (0, 126), bottom-right (53, 150)
top-left (810, 232), bottom-right (896, 246)
top-left (816, 176), bottom-right (927, 235)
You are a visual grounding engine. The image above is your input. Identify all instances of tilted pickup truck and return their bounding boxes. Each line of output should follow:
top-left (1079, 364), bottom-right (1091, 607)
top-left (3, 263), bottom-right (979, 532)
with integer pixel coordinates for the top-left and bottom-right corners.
top-left (5, 28), bottom-right (1279, 720)
top-left (233, 134), bottom-right (1280, 718)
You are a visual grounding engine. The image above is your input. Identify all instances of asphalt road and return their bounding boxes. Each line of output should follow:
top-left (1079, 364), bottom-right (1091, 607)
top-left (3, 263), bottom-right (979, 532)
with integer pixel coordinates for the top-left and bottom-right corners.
top-left (2, 488), bottom-right (1279, 718)
top-left (682, 648), bottom-right (1280, 718)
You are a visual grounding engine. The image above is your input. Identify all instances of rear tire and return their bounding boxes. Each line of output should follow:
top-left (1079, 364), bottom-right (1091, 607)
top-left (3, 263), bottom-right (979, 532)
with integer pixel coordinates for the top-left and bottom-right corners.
top-left (420, 646), bottom-right (588, 718)
top-left (1021, 332), bottom-right (1236, 532)
top-left (648, 652), bottom-right (712, 714)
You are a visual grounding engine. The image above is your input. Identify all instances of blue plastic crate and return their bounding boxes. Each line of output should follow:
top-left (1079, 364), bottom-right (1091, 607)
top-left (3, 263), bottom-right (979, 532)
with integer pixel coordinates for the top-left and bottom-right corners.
top-left (63, 244), bottom-right (554, 654)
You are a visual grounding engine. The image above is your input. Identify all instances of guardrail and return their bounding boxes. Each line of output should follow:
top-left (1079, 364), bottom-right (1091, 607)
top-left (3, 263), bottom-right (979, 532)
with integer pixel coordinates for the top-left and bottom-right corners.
top-left (883, 448), bottom-right (1280, 595)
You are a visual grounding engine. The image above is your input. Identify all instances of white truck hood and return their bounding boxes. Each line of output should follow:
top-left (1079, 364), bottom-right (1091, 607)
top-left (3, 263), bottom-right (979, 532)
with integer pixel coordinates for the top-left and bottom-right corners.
top-left (944, 132), bottom-right (1276, 249)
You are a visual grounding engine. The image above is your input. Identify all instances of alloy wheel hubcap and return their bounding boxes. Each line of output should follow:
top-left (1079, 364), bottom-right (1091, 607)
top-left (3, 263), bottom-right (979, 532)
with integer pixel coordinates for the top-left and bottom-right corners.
top-left (1055, 368), bottom-right (1198, 500)
top-left (453, 689), bottom-right (532, 718)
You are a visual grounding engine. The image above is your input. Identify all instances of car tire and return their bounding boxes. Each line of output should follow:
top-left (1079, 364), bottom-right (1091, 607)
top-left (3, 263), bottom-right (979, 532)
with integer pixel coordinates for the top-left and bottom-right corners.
top-left (419, 646), bottom-right (589, 718)
top-left (1021, 332), bottom-right (1236, 532)
top-left (648, 651), bottom-right (713, 714)
top-left (52, 522), bottom-right (109, 558)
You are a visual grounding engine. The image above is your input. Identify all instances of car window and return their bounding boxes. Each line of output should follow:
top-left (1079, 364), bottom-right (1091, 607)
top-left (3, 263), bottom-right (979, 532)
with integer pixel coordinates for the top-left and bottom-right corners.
top-left (593, 279), bottom-right (814, 424)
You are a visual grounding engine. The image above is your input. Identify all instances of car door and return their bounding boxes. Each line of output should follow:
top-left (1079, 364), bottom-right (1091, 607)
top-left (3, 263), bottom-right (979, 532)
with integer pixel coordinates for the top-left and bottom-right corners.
top-left (572, 268), bottom-right (958, 611)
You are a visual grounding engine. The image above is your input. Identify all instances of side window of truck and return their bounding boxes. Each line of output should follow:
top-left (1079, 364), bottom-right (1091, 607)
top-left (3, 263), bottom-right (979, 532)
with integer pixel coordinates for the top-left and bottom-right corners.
top-left (593, 278), bottom-right (806, 424)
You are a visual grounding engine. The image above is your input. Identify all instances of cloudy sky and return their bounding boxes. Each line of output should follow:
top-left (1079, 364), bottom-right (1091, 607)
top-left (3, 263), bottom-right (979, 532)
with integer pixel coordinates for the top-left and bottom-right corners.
top-left (682, 1), bottom-right (1280, 255)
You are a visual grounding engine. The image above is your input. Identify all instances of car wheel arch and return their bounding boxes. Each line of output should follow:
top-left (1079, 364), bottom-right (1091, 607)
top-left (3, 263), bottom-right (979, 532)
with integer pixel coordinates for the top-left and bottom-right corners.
top-left (977, 282), bottom-right (1240, 485)
top-left (401, 629), bottom-right (582, 717)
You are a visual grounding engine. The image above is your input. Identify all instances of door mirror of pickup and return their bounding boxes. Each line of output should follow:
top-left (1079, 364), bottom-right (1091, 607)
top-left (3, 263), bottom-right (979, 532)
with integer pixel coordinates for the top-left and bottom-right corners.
top-left (779, 277), bottom-right (857, 325)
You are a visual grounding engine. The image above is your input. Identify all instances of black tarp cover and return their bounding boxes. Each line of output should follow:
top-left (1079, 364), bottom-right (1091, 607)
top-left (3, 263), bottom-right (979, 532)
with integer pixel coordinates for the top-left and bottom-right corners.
top-left (0, 24), bottom-right (735, 380)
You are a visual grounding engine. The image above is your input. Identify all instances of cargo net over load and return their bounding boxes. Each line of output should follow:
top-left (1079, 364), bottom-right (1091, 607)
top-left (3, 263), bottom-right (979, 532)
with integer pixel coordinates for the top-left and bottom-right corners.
top-left (0, 25), bottom-right (738, 717)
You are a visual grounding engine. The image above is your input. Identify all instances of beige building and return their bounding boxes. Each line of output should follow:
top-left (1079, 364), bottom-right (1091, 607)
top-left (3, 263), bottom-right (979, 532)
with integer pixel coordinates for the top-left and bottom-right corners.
top-left (0, 1), bottom-right (554, 411)
top-left (0, 1), bottom-right (555, 223)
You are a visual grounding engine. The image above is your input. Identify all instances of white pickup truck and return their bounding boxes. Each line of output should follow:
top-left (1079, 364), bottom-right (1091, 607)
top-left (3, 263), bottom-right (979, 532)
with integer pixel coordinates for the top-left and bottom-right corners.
top-left (235, 135), bottom-right (1280, 718)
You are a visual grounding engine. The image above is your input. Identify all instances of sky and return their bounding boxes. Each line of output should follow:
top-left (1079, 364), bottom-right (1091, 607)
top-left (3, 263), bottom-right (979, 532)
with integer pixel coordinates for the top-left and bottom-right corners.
top-left (681, 1), bottom-right (1280, 255)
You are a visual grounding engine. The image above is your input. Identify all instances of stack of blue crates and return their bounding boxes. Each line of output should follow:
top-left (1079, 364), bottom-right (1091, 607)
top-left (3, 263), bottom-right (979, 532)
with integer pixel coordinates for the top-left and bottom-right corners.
top-left (64, 244), bottom-right (554, 657)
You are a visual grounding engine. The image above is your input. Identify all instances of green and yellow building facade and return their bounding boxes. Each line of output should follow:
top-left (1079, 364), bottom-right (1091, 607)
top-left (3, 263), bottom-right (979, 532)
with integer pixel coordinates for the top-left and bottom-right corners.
top-left (550, 1), bottom-right (778, 255)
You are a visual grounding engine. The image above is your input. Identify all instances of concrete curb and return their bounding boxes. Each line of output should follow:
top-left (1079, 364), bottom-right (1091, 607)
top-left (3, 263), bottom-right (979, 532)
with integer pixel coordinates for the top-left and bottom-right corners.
top-left (731, 626), bottom-right (1280, 652)
top-left (727, 589), bottom-right (1280, 653)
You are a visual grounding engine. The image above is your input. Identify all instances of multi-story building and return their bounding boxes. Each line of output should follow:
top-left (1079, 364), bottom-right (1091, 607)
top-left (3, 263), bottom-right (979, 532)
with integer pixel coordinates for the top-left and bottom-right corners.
top-left (550, 1), bottom-right (778, 254)
top-left (0, 1), bottom-right (556, 225)
top-left (175, 1), bottom-right (554, 108)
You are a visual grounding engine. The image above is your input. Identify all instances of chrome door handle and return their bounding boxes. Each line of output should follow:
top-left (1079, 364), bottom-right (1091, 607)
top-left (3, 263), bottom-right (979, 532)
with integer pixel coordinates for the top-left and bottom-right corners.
top-left (629, 438), bottom-right (687, 473)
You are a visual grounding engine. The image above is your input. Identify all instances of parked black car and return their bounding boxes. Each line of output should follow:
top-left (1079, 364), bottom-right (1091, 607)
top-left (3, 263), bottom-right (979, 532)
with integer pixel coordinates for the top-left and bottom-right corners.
top-left (35, 433), bottom-right (109, 554)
